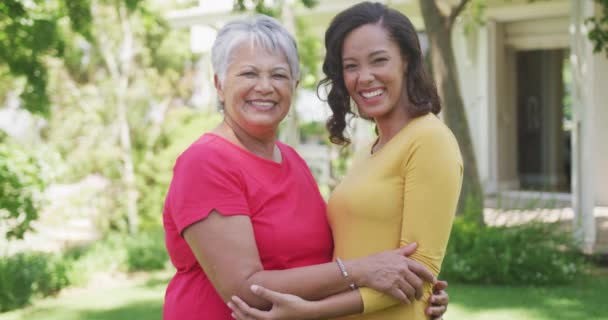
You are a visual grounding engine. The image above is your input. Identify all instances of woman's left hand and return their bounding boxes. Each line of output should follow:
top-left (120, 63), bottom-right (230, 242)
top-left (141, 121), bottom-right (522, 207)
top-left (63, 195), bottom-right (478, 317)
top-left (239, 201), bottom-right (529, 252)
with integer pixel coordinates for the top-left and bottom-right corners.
top-left (427, 280), bottom-right (449, 320)
top-left (228, 285), bottom-right (314, 320)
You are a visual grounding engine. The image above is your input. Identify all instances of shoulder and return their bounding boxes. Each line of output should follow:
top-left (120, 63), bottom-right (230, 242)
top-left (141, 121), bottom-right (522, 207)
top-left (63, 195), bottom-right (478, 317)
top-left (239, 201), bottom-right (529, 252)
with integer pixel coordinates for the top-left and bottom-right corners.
top-left (405, 114), bottom-right (462, 163)
top-left (408, 115), bottom-right (458, 146)
top-left (175, 134), bottom-right (238, 173)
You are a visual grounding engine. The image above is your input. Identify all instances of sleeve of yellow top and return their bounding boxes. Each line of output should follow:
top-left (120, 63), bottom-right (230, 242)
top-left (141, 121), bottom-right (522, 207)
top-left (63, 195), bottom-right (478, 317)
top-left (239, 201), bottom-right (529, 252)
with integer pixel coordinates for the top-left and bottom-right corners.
top-left (360, 127), bottom-right (463, 314)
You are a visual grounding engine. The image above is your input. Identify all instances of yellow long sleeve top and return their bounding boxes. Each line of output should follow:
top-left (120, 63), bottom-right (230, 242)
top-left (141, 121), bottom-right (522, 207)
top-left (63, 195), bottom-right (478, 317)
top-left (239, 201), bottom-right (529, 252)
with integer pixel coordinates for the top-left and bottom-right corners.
top-left (327, 113), bottom-right (463, 320)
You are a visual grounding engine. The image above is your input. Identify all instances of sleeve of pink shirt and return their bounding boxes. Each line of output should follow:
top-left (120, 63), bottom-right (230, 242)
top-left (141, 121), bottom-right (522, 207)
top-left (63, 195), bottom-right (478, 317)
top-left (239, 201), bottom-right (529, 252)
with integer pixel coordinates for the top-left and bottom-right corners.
top-left (169, 145), bottom-right (251, 235)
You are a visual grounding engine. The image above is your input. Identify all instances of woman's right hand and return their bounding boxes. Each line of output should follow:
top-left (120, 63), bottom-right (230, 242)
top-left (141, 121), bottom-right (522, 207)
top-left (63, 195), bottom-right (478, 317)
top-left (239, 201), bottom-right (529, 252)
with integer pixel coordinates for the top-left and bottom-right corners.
top-left (348, 243), bottom-right (436, 304)
top-left (228, 285), bottom-right (315, 320)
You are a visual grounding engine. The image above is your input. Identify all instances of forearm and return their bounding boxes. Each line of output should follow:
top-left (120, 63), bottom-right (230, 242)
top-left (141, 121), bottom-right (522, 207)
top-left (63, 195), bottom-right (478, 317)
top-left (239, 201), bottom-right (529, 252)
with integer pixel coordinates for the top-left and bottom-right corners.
top-left (238, 260), bottom-right (363, 309)
top-left (307, 290), bottom-right (364, 319)
top-left (185, 213), bottom-right (368, 310)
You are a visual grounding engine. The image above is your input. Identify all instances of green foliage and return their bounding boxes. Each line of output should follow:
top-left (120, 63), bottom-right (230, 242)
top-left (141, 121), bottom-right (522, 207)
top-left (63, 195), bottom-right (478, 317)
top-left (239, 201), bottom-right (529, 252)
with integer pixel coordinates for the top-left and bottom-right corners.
top-left (136, 109), bottom-right (221, 229)
top-left (27, 254), bottom-right (70, 298)
top-left (300, 0), bottom-right (319, 8)
top-left (460, 192), bottom-right (484, 226)
top-left (442, 217), bottom-right (584, 285)
top-left (295, 17), bottom-right (322, 89)
top-left (140, 6), bottom-right (187, 75)
top-left (125, 0), bottom-right (145, 13)
top-left (460, 0), bottom-right (486, 34)
top-left (125, 229), bottom-right (168, 271)
top-left (586, 0), bottom-right (608, 57)
top-left (0, 0), bottom-right (93, 115)
top-left (233, 0), bottom-right (318, 17)
top-left (0, 0), bottom-right (181, 116)
top-left (0, 252), bottom-right (70, 312)
top-left (0, 0), bottom-right (60, 115)
top-left (234, 0), bottom-right (275, 16)
top-left (233, 0), bottom-right (278, 16)
top-left (35, 0), bottom-right (195, 233)
top-left (0, 143), bottom-right (46, 240)
top-left (60, 0), bottom-right (93, 41)
top-left (0, 254), bottom-right (34, 312)
top-left (329, 145), bottom-right (353, 190)
top-left (299, 121), bottom-right (327, 144)
top-left (63, 230), bottom-right (169, 286)
top-left (62, 234), bottom-right (129, 286)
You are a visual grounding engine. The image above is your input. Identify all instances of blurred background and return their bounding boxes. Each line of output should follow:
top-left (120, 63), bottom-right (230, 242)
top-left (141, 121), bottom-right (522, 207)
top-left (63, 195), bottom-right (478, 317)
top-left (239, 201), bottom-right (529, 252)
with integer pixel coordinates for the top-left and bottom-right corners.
top-left (1, 0), bottom-right (607, 319)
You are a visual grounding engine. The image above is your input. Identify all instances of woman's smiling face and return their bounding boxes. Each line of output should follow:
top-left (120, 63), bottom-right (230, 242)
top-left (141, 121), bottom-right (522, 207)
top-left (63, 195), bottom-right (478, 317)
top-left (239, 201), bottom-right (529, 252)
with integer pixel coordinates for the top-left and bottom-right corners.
top-left (216, 42), bottom-right (295, 135)
top-left (341, 23), bottom-right (408, 121)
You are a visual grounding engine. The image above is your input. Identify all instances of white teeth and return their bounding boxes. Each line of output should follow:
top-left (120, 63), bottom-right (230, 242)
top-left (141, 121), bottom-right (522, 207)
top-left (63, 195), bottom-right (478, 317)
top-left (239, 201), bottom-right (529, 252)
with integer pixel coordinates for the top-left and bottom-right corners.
top-left (250, 101), bottom-right (274, 107)
top-left (361, 89), bottom-right (383, 99)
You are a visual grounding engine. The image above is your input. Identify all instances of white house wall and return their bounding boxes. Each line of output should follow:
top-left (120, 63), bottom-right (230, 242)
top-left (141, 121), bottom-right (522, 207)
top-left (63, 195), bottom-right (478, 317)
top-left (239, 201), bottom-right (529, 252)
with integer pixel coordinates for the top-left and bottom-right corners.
top-left (455, 0), bottom-right (574, 195)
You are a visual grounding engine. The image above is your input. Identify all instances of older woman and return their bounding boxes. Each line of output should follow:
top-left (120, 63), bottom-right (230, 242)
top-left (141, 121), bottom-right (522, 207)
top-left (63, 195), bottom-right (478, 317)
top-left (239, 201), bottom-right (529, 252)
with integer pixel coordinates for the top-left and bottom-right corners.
top-left (228, 3), bottom-right (462, 320)
top-left (162, 14), bottom-right (449, 320)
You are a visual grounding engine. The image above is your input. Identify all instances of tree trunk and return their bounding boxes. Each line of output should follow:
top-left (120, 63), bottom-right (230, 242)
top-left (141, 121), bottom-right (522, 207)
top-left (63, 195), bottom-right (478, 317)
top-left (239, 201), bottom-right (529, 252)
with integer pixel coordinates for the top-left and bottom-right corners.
top-left (116, 3), bottom-right (139, 235)
top-left (419, 0), bottom-right (484, 225)
top-left (279, 1), bottom-right (300, 147)
top-left (96, 0), bottom-right (139, 234)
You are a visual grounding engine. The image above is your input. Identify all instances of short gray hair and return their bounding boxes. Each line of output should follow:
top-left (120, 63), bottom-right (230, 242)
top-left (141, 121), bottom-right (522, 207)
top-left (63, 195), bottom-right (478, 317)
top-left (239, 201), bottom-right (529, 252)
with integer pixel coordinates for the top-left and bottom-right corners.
top-left (211, 15), bottom-right (300, 85)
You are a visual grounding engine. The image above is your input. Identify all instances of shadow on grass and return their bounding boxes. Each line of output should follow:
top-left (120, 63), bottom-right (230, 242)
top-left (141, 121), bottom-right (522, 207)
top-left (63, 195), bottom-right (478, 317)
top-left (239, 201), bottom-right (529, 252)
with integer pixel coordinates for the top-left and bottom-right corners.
top-left (450, 274), bottom-right (608, 320)
top-left (14, 299), bottom-right (163, 320)
top-left (77, 300), bottom-right (162, 320)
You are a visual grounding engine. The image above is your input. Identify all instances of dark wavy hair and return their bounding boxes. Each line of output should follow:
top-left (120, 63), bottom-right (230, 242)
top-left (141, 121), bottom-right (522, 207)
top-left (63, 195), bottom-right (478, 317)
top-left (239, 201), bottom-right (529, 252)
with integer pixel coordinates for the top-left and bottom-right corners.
top-left (319, 1), bottom-right (441, 145)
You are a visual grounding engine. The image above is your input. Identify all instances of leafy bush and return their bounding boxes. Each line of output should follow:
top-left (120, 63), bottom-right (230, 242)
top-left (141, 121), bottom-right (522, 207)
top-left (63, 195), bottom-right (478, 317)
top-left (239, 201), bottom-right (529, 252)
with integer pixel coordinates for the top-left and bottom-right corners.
top-left (125, 229), bottom-right (168, 271)
top-left (0, 252), bottom-right (70, 312)
top-left (441, 217), bottom-right (584, 285)
top-left (0, 143), bottom-right (46, 239)
top-left (64, 229), bottom-right (168, 285)
top-left (34, 254), bottom-right (70, 297)
top-left (63, 233), bottom-right (130, 286)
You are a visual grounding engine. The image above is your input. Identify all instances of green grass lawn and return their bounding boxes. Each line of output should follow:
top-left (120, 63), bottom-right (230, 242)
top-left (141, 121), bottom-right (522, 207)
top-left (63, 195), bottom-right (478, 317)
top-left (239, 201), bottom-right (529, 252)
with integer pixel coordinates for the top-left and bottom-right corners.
top-left (0, 271), bottom-right (169, 320)
top-left (1, 269), bottom-right (607, 320)
top-left (446, 273), bottom-right (608, 320)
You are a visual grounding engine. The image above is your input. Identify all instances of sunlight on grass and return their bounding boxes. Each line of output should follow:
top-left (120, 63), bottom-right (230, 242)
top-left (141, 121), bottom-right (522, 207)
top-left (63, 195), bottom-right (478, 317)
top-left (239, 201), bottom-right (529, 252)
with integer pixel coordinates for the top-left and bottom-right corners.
top-left (444, 272), bottom-right (608, 320)
top-left (447, 307), bottom-right (541, 320)
top-left (0, 271), bottom-right (171, 320)
top-left (1, 269), bottom-right (607, 320)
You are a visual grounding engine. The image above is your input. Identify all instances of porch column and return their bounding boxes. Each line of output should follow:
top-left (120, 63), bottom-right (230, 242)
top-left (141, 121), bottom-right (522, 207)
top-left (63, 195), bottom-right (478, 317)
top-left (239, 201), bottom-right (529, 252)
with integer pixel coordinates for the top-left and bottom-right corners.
top-left (570, 0), bottom-right (597, 252)
top-left (488, 20), bottom-right (519, 192)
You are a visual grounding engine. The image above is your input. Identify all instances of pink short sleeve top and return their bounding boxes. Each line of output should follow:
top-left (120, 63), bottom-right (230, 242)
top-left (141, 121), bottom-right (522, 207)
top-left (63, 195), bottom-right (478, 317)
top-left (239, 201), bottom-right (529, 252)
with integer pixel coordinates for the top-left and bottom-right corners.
top-left (162, 134), bottom-right (333, 320)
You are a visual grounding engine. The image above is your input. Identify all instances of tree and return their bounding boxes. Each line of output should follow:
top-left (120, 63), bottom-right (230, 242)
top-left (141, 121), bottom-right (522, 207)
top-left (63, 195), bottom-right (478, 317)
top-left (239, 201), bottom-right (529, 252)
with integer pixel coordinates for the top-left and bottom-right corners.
top-left (0, 0), bottom-right (92, 116)
top-left (52, 0), bottom-right (192, 234)
top-left (0, 0), bottom-right (92, 238)
top-left (2, 0), bottom-right (194, 235)
top-left (419, 0), bottom-right (484, 224)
